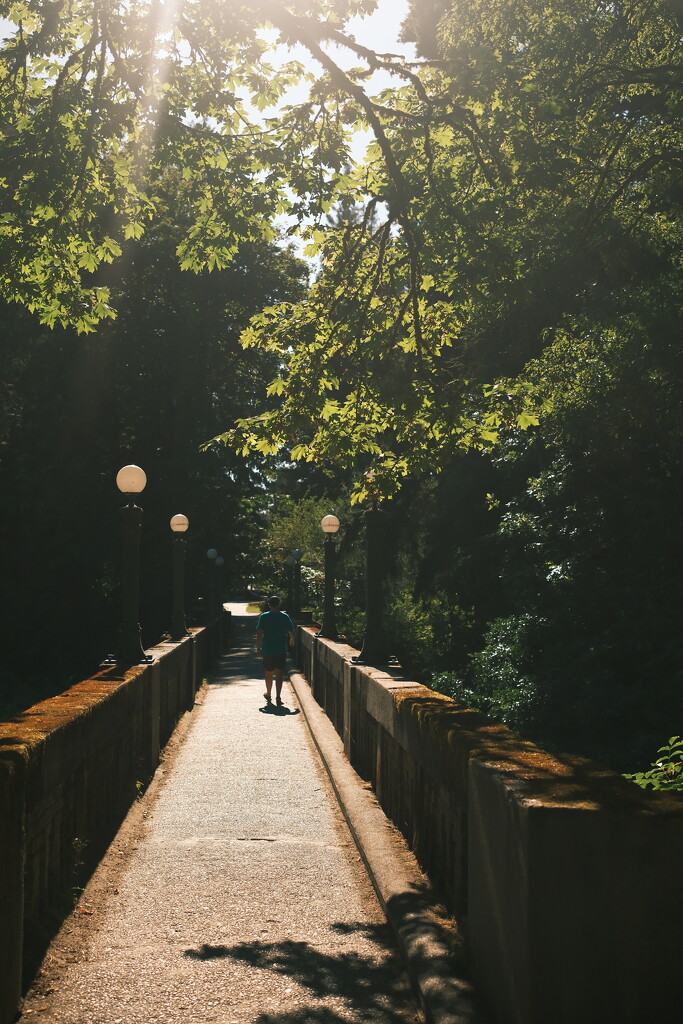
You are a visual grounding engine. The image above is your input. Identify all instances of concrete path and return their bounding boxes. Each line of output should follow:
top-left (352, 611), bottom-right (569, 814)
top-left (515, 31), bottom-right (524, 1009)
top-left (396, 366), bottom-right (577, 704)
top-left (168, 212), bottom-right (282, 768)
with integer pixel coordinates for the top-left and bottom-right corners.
top-left (20, 606), bottom-right (421, 1024)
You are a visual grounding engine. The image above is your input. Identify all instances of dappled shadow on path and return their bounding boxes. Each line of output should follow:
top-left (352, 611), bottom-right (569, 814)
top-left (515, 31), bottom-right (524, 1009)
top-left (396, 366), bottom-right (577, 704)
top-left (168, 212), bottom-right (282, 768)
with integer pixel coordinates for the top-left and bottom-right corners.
top-left (252, 1010), bottom-right (404, 1024)
top-left (254, 1011), bottom-right (374, 1024)
top-left (184, 923), bottom-right (418, 1023)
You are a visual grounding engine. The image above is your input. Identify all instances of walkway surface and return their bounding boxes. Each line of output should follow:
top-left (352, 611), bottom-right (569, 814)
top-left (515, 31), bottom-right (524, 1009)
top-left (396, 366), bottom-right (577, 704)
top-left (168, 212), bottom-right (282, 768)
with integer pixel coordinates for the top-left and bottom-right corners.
top-left (20, 605), bottom-right (421, 1024)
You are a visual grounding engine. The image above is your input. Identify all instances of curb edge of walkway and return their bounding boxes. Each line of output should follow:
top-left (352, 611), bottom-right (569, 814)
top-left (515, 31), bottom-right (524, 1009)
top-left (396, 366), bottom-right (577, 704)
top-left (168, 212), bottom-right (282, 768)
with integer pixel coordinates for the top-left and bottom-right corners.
top-left (288, 669), bottom-right (484, 1024)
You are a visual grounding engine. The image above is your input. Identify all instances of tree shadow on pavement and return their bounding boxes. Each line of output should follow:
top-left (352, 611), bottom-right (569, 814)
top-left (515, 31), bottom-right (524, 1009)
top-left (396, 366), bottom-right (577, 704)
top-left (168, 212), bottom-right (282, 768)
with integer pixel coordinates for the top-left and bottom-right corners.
top-left (253, 1009), bottom-right (403, 1024)
top-left (184, 925), bottom-right (418, 1023)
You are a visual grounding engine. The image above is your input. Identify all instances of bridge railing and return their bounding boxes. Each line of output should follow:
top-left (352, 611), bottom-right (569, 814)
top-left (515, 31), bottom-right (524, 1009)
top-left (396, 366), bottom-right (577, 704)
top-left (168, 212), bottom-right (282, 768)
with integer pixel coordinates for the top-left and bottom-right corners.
top-left (297, 626), bottom-right (683, 1024)
top-left (0, 612), bottom-right (229, 1024)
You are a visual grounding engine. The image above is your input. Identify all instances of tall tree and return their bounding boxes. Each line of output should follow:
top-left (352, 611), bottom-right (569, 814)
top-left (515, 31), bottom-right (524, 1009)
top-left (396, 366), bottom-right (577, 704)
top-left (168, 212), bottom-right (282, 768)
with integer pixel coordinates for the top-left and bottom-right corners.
top-left (221, 0), bottom-right (683, 498)
top-left (0, 0), bottom-right (422, 327)
top-left (0, 176), bottom-right (305, 705)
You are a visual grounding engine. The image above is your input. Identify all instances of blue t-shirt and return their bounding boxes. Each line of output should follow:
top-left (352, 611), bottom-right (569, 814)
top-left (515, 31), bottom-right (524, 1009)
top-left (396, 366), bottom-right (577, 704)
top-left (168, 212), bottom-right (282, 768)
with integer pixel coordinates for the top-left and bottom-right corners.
top-left (256, 609), bottom-right (295, 656)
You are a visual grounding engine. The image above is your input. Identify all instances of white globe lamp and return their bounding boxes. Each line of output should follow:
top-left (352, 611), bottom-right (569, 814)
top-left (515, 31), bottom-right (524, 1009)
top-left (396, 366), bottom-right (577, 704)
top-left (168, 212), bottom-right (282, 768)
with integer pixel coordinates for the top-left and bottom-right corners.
top-left (116, 464), bottom-right (147, 494)
top-left (321, 515), bottom-right (340, 534)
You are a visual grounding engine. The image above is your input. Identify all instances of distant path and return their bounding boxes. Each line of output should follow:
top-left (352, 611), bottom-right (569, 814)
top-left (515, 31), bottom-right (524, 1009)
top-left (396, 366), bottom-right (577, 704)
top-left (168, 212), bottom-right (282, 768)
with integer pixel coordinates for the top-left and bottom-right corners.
top-left (20, 605), bottom-right (420, 1024)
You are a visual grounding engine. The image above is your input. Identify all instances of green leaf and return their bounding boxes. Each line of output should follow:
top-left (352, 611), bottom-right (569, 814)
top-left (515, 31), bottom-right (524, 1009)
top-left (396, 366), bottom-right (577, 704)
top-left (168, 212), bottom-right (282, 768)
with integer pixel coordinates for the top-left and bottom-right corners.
top-left (266, 378), bottom-right (286, 396)
top-left (517, 412), bottom-right (540, 429)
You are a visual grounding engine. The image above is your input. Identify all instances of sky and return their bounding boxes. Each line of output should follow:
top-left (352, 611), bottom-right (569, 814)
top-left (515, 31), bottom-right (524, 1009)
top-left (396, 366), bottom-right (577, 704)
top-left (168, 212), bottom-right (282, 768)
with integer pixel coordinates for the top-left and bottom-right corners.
top-left (337, 0), bottom-right (414, 77)
top-left (276, 0), bottom-right (415, 87)
top-left (259, 0), bottom-right (414, 166)
top-left (256, 0), bottom-right (415, 250)
top-left (347, 0), bottom-right (411, 42)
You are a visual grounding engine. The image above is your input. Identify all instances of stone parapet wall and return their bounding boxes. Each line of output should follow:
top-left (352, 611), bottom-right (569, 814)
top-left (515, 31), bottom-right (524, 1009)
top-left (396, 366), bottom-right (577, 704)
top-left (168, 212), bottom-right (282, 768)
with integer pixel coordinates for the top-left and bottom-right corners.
top-left (298, 627), bottom-right (683, 1024)
top-left (0, 617), bottom-right (224, 1024)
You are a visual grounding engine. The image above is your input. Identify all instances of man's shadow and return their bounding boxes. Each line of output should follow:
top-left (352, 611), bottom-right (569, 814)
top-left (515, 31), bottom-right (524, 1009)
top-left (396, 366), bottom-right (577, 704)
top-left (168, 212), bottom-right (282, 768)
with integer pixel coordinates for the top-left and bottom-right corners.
top-left (259, 704), bottom-right (301, 716)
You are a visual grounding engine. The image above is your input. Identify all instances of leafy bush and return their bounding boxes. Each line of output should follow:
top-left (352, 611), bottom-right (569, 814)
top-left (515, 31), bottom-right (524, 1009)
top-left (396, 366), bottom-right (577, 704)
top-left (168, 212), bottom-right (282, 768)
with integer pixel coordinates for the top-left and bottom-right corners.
top-left (386, 589), bottom-right (436, 677)
top-left (384, 588), bottom-right (464, 681)
top-left (624, 737), bottom-right (683, 792)
top-left (430, 613), bottom-right (544, 731)
top-left (338, 605), bottom-right (365, 650)
top-left (300, 565), bottom-right (324, 616)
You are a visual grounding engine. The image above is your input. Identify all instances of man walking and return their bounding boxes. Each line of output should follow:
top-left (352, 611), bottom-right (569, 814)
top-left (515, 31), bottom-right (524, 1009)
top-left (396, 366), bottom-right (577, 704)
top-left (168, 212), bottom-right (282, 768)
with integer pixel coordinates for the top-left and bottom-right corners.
top-left (255, 596), bottom-right (296, 706)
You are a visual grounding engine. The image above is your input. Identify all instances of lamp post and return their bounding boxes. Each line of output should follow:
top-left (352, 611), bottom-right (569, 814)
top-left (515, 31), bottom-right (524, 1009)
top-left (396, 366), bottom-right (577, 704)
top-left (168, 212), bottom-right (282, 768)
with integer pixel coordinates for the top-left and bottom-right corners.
top-left (285, 554), bottom-right (296, 612)
top-left (317, 515), bottom-right (340, 640)
top-left (115, 464), bottom-right (152, 665)
top-left (355, 504), bottom-right (389, 665)
top-left (291, 548), bottom-right (303, 619)
top-left (214, 555), bottom-right (224, 617)
top-left (170, 514), bottom-right (189, 640)
top-left (206, 548), bottom-right (217, 622)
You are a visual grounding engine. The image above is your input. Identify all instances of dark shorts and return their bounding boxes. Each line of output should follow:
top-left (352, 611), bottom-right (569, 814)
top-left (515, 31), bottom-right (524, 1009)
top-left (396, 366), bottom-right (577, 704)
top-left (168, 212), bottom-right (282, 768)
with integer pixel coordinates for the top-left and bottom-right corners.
top-left (263, 652), bottom-right (286, 671)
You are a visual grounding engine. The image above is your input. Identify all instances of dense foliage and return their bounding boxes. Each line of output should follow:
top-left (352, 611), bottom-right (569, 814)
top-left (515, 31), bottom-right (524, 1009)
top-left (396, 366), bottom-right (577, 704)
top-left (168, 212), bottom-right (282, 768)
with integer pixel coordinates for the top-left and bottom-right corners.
top-left (220, 0), bottom-right (683, 502)
top-left (0, 0), bottom-right (409, 328)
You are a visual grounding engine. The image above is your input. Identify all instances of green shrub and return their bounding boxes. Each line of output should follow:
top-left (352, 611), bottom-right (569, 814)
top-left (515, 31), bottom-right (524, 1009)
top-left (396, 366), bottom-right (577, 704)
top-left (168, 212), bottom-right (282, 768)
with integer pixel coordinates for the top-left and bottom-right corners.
top-left (430, 613), bottom-right (544, 731)
top-left (385, 588), bottom-right (462, 681)
top-left (338, 605), bottom-right (365, 649)
top-left (624, 736), bottom-right (683, 791)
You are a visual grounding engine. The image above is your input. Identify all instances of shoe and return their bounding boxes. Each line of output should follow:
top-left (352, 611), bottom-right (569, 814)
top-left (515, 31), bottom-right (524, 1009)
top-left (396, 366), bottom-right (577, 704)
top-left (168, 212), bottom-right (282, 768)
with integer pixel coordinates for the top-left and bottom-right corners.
top-left (276, 697), bottom-right (283, 707)
top-left (264, 693), bottom-right (272, 704)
